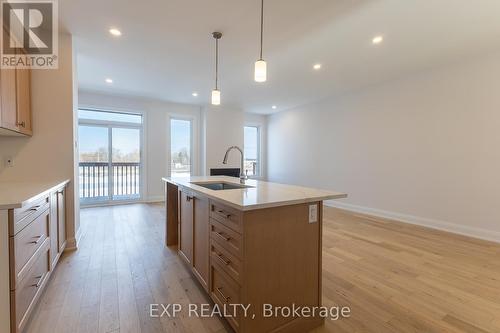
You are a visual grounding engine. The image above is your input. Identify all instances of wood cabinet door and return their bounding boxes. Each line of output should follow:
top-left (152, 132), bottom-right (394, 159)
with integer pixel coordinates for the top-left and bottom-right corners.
top-left (193, 195), bottom-right (209, 290)
top-left (179, 190), bottom-right (193, 264)
top-left (49, 192), bottom-right (59, 269)
top-left (16, 68), bottom-right (32, 135)
top-left (0, 68), bottom-right (18, 131)
top-left (57, 189), bottom-right (66, 252)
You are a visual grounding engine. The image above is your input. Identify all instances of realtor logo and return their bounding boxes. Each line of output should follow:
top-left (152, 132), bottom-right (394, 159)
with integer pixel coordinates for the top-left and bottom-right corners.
top-left (1, 0), bottom-right (58, 69)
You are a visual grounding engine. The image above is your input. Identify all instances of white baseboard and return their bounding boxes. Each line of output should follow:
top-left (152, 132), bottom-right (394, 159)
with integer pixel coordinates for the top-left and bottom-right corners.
top-left (80, 197), bottom-right (164, 208)
top-left (144, 196), bottom-right (164, 203)
top-left (65, 225), bottom-right (83, 251)
top-left (325, 200), bottom-right (500, 244)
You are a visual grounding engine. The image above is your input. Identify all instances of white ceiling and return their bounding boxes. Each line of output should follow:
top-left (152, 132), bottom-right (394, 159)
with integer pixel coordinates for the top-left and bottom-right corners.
top-left (61, 0), bottom-right (500, 114)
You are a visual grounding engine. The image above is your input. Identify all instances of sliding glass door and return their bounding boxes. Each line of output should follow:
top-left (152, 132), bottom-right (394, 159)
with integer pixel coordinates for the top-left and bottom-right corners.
top-left (78, 109), bottom-right (143, 205)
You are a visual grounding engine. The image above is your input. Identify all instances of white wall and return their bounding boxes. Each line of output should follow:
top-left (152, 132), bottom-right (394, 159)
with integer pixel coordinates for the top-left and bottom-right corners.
top-left (202, 106), bottom-right (245, 175)
top-left (267, 51), bottom-right (500, 242)
top-left (201, 106), bottom-right (268, 178)
top-left (0, 33), bottom-right (80, 245)
top-left (78, 91), bottom-right (202, 201)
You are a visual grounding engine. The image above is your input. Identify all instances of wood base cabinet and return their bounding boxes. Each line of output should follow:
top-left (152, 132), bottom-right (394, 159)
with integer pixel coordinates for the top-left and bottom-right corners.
top-left (178, 188), bottom-right (210, 291)
top-left (7, 182), bottom-right (68, 333)
top-left (173, 185), bottom-right (325, 333)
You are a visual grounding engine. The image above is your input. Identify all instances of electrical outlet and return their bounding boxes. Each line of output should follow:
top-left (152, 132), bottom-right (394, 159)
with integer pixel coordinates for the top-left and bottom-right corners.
top-left (5, 156), bottom-right (14, 167)
top-left (309, 204), bottom-right (318, 223)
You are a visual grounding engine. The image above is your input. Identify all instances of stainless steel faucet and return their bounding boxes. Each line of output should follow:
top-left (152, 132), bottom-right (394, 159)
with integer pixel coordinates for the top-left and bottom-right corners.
top-left (222, 146), bottom-right (247, 183)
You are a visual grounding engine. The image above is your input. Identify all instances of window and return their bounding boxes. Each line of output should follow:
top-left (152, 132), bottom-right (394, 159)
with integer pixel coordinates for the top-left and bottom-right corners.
top-left (78, 109), bottom-right (142, 124)
top-left (244, 126), bottom-right (260, 177)
top-left (171, 118), bottom-right (192, 177)
top-left (78, 109), bottom-right (143, 204)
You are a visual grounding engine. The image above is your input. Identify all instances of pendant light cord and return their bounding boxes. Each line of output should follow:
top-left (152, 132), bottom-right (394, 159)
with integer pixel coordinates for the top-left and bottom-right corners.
top-left (259, 0), bottom-right (264, 60)
top-left (215, 38), bottom-right (219, 90)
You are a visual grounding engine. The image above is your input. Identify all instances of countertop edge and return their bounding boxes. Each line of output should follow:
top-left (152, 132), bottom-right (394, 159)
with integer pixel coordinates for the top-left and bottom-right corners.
top-left (0, 179), bottom-right (70, 210)
top-left (238, 194), bottom-right (348, 211)
top-left (162, 177), bottom-right (347, 211)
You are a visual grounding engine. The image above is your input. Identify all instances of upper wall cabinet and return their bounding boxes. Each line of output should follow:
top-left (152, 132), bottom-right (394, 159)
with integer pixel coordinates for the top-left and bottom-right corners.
top-left (0, 65), bottom-right (32, 137)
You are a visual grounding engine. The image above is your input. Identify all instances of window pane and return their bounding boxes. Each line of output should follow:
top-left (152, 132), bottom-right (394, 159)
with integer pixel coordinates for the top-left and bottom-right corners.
top-left (78, 125), bottom-right (109, 200)
top-left (112, 128), bottom-right (141, 199)
top-left (244, 126), bottom-right (259, 176)
top-left (79, 125), bottom-right (109, 162)
top-left (171, 119), bottom-right (192, 177)
top-left (112, 128), bottom-right (141, 162)
top-left (78, 109), bottom-right (142, 124)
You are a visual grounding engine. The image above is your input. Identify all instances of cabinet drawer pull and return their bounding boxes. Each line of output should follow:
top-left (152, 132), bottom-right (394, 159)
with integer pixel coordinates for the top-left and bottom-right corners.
top-left (28, 205), bottom-right (41, 211)
top-left (217, 210), bottom-right (231, 219)
top-left (16, 121), bottom-right (26, 128)
top-left (215, 231), bottom-right (231, 242)
top-left (216, 287), bottom-right (231, 303)
top-left (29, 235), bottom-right (43, 244)
top-left (31, 275), bottom-right (43, 288)
top-left (186, 196), bottom-right (194, 202)
top-left (216, 252), bottom-right (230, 266)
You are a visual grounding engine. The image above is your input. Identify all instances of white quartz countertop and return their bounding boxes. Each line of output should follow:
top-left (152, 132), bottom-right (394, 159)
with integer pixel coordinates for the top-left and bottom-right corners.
top-left (162, 176), bottom-right (346, 211)
top-left (0, 179), bottom-right (70, 210)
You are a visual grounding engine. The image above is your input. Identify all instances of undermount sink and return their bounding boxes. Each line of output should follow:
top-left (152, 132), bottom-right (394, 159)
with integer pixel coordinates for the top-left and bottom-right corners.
top-left (191, 182), bottom-right (254, 191)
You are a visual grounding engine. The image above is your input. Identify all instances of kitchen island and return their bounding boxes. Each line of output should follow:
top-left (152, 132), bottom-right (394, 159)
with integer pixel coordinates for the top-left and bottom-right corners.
top-left (162, 176), bottom-right (346, 333)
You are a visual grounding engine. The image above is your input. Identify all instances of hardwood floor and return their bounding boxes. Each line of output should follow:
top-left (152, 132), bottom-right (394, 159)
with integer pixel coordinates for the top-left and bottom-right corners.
top-left (315, 208), bottom-right (500, 333)
top-left (25, 204), bottom-right (229, 333)
top-left (24, 204), bottom-right (500, 333)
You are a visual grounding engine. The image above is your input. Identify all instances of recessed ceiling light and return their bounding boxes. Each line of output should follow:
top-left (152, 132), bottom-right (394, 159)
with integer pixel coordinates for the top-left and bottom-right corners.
top-left (109, 28), bottom-right (122, 37)
top-left (272, 105), bottom-right (277, 109)
top-left (192, 92), bottom-right (198, 97)
top-left (372, 35), bottom-right (383, 44)
top-left (105, 78), bottom-right (113, 84)
top-left (313, 64), bottom-right (322, 70)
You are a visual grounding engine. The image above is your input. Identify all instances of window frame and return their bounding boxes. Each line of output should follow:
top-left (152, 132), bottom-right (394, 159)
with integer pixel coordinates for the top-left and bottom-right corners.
top-left (169, 116), bottom-right (195, 177)
top-left (78, 109), bottom-right (143, 125)
top-left (243, 124), bottom-right (262, 178)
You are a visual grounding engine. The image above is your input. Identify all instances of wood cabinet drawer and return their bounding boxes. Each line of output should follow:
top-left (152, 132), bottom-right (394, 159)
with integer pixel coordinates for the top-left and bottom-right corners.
top-left (210, 218), bottom-right (243, 259)
top-left (10, 208), bottom-right (50, 288)
top-left (210, 264), bottom-right (240, 331)
top-left (10, 195), bottom-right (50, 236)
top-left (11, 240), bottom-right (50, 333)
top-left (210, 201), bottom-right (242, 233)
top-left (211, 239), bottom-right (242, 284)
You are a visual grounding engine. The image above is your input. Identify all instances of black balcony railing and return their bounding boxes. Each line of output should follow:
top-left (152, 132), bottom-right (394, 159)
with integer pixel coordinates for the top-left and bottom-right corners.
top-left (79, 162), bottom-right (140, 201)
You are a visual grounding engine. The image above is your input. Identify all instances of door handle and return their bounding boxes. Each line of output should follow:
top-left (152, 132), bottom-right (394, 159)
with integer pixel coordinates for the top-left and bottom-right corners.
top-left (28, 205), bottom-right (41, 211)
top-left (216, 252), bottom-right (230, 266)
top-left (215, 231), bottom-right (231, 242)
top-left (217, 210), bottom-right (231, 219)
top-left (16, 121), bottom-right (26, 128)
top-left (29, 235), bottom-right (43, 244)
top-left (216, 287), bottom-right (231, 303)
top-left (31, 275), bottom-right (43, 288)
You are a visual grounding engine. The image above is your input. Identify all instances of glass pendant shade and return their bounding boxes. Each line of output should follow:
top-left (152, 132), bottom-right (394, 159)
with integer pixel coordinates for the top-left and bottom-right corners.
top-left (211, 89), bottom-right (221, 105)
top-left (254, 59), bottom-right (267, 82)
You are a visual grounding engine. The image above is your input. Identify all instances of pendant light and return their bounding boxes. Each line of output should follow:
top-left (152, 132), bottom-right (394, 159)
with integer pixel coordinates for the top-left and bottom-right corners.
top-left (211, 32), bottom-right (222, 105)
top-left (254, 0), bottom-right (266, 82)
